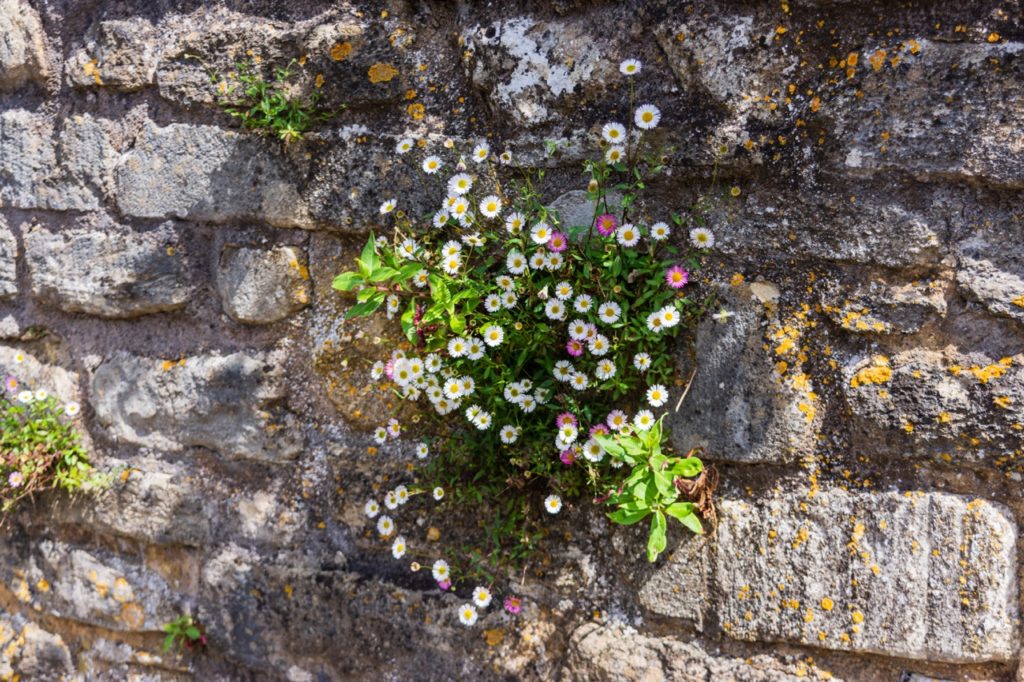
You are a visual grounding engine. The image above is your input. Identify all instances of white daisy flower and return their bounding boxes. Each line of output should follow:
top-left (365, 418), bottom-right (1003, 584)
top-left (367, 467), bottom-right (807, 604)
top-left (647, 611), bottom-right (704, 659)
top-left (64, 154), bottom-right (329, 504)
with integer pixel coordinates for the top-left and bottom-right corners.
top-left (386, 294), bottom-right (400, 319)
top-left (432, 559), bottom-right (450, 582)
top-left (364, 499), bottom-right (381, 518)
top-left (395, 138), bottom-right (415, 154)
top-left (530, 222), bottom-right (552, 245)
top-left (544, 494), bottom-right (562, 514)
top-left (13, 352), bottom-right (25, 364)
top-left (553, 360), bottom-right (575, 382)
top-left (473, 142), bottom-right (490, 163)
top-left (391, 536), bottom-right (407, 559)
top-left (503, 382), bottom-right (524, 403)
top-left (380, 199), bottom-right (397, 214)
top-left (519, 396), bottom-right (537, 413)
top-left (650, 222), bottom-right (670, 241)
top-left (422, 155), bottom-right (442, 174)
top-left (713, 309), bottom-right (735, 323)
top-left (484, 294), bottom-right (503, 313)
top-left (588, 334), bottom-right (610, 356)
top-left (607, 410), bottom-right (628, 431)
top-left (371, 361), bottom-right (385, 380)
top-left (459, 604), bottom-right (479, 626)
top-left (433, 486), bottom-right (445, 501)
top-left (395, 485), bottom-right (410, 505)
top-left (507, 250), bottom-right (527, 274)
top-left (451, 197), bottom-right (470, 220)
top-left (443, 378), bottom-right (464, 400)
top-left (64, 401), bottom-right (81, 417)
top-left (500, 425), bottom-right (520, 444)
top-left (441, 255), bottom-right (462, 275)
top-left (461, 376), bottom-right (476, 395)
top-left (462, 233), bottom-right (485, 247)
top-left (433, 210), bottom-right (451, 228)
top-left (448, 173), bottom-right (473, 195)
top-left (466, 338), bottom-right (485, 360)
top-left (483, 325), bottom-right (504, 347)
top-left (441, 240), bottom-right (462, 257)
top-left (573, 294), bottom-right (593, 314)
top-left (659, 306), bottom-right (680, 328)
top-left (545, 299), bottom-right (566, 320)
top-left (384, 490), bottom-right (399, 510)
top-left (647, 384), bottom-right (668, 407)
top-left (529, 252), bottom-right (548, 270)
top-left (377, 515), bottom-right (395, 537)
top-left (495, 275), bottom-right (515, 291)
top-left (473, 586), bottom-right (493, 608)
top-left (690, 227), bottom-right (715, 249)
top-left (479, 195), bottom-right (502, 218)
top-left (373, 427), bottom-right (388, 444)
top-left (616, 223), bottom-right (641, 247)
top-left (416, 443), bottom-right (430, 459)
top-left (447, 338), bottom-right (468, 358)
top-left (602, 122), bottom-right (626, 144)
top-left (413, 270), bottom-right (430, 288)
top-left (387, 418), bottom-right (401, 438)
top-left (505, 212), bottom-right (525, 235)
top-left (633, 352), bottom-right (652, 371)
top-left (554, 282), bottom-right (574, 300)
top-left (500, 150), bottom-right (513, 164)
top-left (634, 104), bottom-right (661, 130)
top-left (595, 359), bottom-right (616, 380)
top-left (646, 311), bottom-right (665, 333)
top-left (619, 58), bottom-right (642, 76)
top-left (570, 372), bottom-right (589, 391)
top-left (397, 238), bottom-right (417, 259)
top-left (582, 438), bottom-right (605, 462)
top-left (598, 301), bottom-right (622, 324)
top-left (568, 319), bottom-right (590, 341)
top-left (501, 291), bottom-right (518, 308)
top-left (473, 411), bottom-right (492, 430)
top-left (559, 423), bottom-right (579, 444)
top-left (547, 252), bottom-right (565, 270)
top-left (634, 410), bottom-right (655, 431)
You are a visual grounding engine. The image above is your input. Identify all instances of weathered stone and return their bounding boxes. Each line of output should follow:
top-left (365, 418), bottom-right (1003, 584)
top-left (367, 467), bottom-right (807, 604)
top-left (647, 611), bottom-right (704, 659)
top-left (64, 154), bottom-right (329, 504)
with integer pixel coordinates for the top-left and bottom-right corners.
top-left (715, 489), bottom-right (1018, 663)
top-left (0, 615), bottom-right (74, 680)
top-left (956, 234), bottom-right (1024, 327)
top-left (564, 622), bottom-right (828, 682)
top-left (0, 216), bottom-right (15, 300)
top-left (0, 110), bottom-right (116, 212)
top-left (548, 190), bottom-right (623, 238)
top-left (819, 273), bottom-right (948, 335)
top-left (66, 19), bottom-right (160, 90)
top-left (638, 536), bottom-right (708, 629)
top-left (0, 345), bottom-right (80, 405)
top-left (217, 245), bottom-right (310, 324)
top-left (115, 120), bottom-right (312, 228)
top-left (0, 0), bottom-right (48, 89)
top-left (91, 351), bottom-right (302, 462)
top-left (24, 220), bottom-right (192, 318)
top-left (669, 283), bottom-right (821, 463)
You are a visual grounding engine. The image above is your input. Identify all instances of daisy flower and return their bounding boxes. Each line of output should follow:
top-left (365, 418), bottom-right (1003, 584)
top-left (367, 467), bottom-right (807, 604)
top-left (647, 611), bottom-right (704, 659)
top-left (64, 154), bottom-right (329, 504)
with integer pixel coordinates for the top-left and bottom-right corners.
top-left (432, 559), bottom-right (450, 582)
top-left (553, 360), bottom-right (575, 382)
top-left (531, 222), bottom-right (552, 244)
top-left (379, 199), bottom-right (397, 215)
top-left (588, 334), bottom-right (610, 356)
top-left (447, 338), bottom-right (468, 358)
top-left (3, 376), bottom-right (17, 392)
top-left (397, 238), bottom-right (418, 259)
top-left (560, 449), bottom-right (576, 465)
top-left (607, 410), bottom-right (628, 431)
top-left (395, 138), bottom-right (415, 154)
top-left (459, 604), bottom-right (479, 626)
top-left (589, 423), bottom-right (610, 438)
top-left (601, 122), bottom-right (626, 144)
top-left (616, 223), bottom-right (641, 247)
top-left (473, 142), bottom-right (490, 163)
top-left (659, 306), bottom-right (680, 328)
top-left (462, 233), bottom-right (485, 247)
top-left (634, 410), bottom-right (655, 431)
top-left (484, 294), bottom-right (503, 313)
top-left (64, 401), bottom-right (81, 417)
top-left (690, 227), bottom-right (715, 249)
top-left (713, 309), bottom-right (735, 323)
top-left (371, 361), bottom-right (385, 380)
top-left (473, 586), bottom-right (493, 608)
top-left (13, 352), bottom-right (25, 364)
top-left (433, 486), bottom-right (445, 501)
top-left (504, 596), bottom-right (523, 614)
top-left (422, 156), bottom-right (442, 174)
top-left (573, 294), bottom-right (593, 314)
top-left (500, 150), bottom-right (513, 164)
top-left (441, 240), bottom-right (462, 257)
top-left (544, 495), bottom-right (563, 514)
top-left (567, 319), bottom-right (588, 340)
top-left (545, 300), bottom-right (566, 320)
top-left (605, 146), bottom-right (625, 164)
top-left (633, 352), bottom-right (652, 372)
top-left (634, 104), bottom-right (661, 130)
top-left (650, 222), bottom-right (670, 241)
top-left (570, 372), bottom-right (589, 391)
top-left (416, 443), bottom-right (430, 459)
top-left (505, 212), bottom-right (525, 234)
top-left (480, 195), bottom-right (502, 218)
top-left (451, 198), bottom-right (471, 221)
top-left (392, 536), bottom-right (407, 559)
top-left (7, 472), bottom-right (22, 488)
top-left (558, 423), bottom-right (579, 444)
top-left (554, 281), bottom-right (574, 299)
top-left (466, 338), bottom-right (486, 361)
top-left (594, 213), bottom-right (618, 236)
top-left (377, 515), bottom-right (395, 537)
top-left (373, 426), bottom-right (388, 444)
top-left (496, 275), bottom-right (515, 290)
top-left (520, 396), bottom-right (537, 413)
top-left (619, 58), bottom-right (641, 76)
top-left (500, 425), bottom-right (520, 444)
top-left (432, 210), bottom-right (450, 228)
top-left (646, 311), bottom-right (664, 333)
top-left (413, 270), bottom-right (430, 288)
top-left (566, 339), bottom-right (584, 357)
top-left (364, 499), bottom-right (381, 518)
top-left (598, 302), bottom-right (622, 324)
top-left (384, 490), bottom-right (399, 510)
top-left (507, 250), bottom-right (527, 274)
top-left (665, 265), bottom-right (689, 289)
top-left (441, 255), bottom-right (462, 275)
top-left (395, 485), bottom-right (410, 505)
top-left (529, 251), bottom-right (549, 270)
top-left (443, 378), bottom-right (464, 400)
top-left (555, 412), bottom-right (578, 428)
top-left (502, 291), bottom-right (518, 308)
top-left (547, 231), bottom-right (568, 252)
top-left (646, 384), bottom-right (668, 407)
top-left (547, 252), bottom-right (565, 270)
top-left (483, 325), bottom-right (504, 347)
top-left (448, 173), bottom-right (473, 195)
top-left (582, 438), bottom-right (605, 462)
top-left (387, 417), bottom-right (401, 438)
top-left (595, 359), bottom-right (617, 380)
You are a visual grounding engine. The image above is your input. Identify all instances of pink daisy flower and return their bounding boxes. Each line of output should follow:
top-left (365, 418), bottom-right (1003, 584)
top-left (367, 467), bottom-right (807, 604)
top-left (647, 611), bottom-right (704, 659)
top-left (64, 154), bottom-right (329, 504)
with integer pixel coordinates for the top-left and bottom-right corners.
top-left (560, 449), bottom-right (576, 465)
top-left (504, 595), bottom-right (523, 614)
top-left (547, 231), bottom-right (568, 252)
top-left (566, 339), bottom-right (584, 357)
top-left (438, 579), bottom-right (452, 591)
top-left (555, 412), bottom-right (578, 428)
top-left (589, 423), bottom-right (610, 438)
top-left (665, 265), bottom-right (689, 289)
top-left (594, 214), bottom-right (618, 236)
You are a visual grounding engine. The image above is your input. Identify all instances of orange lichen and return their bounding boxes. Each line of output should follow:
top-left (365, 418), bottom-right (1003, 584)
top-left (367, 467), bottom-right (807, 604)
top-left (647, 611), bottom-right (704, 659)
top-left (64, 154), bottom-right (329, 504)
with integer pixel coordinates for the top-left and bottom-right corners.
top-left (820, 597), bottom-right (834, 611)
top-left (850, 356), bottom-right (892, 388)
top-left (331, 43), bottom-right (353, 61)
top-left (869, 50), bottom-right (886, 72)
top-left (368, 62), bottom-right (399, 83)
top-left (407, 103), bottom-right (425, 120)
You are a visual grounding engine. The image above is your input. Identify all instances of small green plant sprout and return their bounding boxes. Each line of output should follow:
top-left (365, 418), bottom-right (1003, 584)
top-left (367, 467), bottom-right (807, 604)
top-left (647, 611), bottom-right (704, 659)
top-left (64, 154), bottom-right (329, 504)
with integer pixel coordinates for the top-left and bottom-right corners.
top-left (191, 54), bottom-right (338, 143)
top-left (161, 614), bottom-right (206, 653)
top-left (0, 368), bottom-right (102, 521)
top-left (594, 415), bottom-right (704, 562)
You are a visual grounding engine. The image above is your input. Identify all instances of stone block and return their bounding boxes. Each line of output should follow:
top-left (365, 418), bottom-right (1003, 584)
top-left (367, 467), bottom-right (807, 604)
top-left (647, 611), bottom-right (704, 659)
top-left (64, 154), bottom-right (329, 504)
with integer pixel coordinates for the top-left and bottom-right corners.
top-left (66, 19), bottom-right (160, 90)
top-left (0, 216), bottom-right (16, 300)
top-left (217, 245), bottom-right (310, 324)
top-left (0, 0), bottom-right (48, 89)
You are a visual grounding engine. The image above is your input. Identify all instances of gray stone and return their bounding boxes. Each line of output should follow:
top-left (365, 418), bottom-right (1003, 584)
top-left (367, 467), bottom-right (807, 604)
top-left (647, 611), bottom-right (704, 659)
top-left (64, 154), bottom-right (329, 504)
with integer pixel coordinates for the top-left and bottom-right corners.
top-left (669, 283), bottom-right (820, 463)
top-left (0, 0), bottom-right (48, 89)
top-left (819, 273), bottom-right (948, 335)
top-left (24, 220), bottom-right (193, 318)
top-left (0, 345), bottom-right (81, 406)
top-left (548, 190), bottom-right (623, 239)
top-left (0, 216), bottom-right (15, 300)
top-left (66, 19), bottom-right (160, 90)
top-left (90, 351), bottom-right (302, 462)
top-left (564, 621), bottom-right (825, 682)
top-left (0, 616), bottom-right (74, 680)
top-left (956, 250), bottom-right (1024, 327)
top-left (638, 536), bottom-right (708, 629)
top-left (217, 245), bottom-right (310, 324)
top-left (115, 119), bottom-right (312, 228)
top-left (0, 110), bottom-right (116, 212)
top-left (715, 489), bottom-right (1018, 663)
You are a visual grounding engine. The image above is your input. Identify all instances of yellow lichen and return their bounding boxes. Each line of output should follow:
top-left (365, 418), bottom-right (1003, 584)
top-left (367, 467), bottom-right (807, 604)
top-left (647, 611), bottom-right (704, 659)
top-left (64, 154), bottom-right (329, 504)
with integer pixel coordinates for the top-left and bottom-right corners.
top-left (331, 43), bottom-right (353, 61)
top-left (820, 597), bottom-right (834, 611)
top-left (407, 103), bottom-right (425, 120)
top-left (850, 356), bottom-right (892, 388)
top-left (994, 396), bottom-right (1012, 409)
top-left (368, 62), bottom-right (399, 83)
top-left (869, 50), bottom-right (886, 71)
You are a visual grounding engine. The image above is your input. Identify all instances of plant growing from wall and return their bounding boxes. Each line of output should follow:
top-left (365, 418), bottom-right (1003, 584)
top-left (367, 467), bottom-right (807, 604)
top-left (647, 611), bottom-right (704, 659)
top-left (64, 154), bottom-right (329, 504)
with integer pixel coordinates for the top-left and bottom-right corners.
top-left (161, 614), bottom-right (207, 653)
top-left (334, 58), bottom-right (728, 624)
top-left (0, 359), bottom-right (104, 520)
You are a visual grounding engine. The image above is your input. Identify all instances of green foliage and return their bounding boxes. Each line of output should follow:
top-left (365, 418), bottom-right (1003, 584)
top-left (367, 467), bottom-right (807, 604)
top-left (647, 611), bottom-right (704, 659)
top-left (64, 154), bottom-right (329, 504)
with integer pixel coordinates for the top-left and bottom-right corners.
top-left (161, 615), bottom-right (206, 653)
top-left (196, 55), bottom-right (338, 143)
top-left (594, 415), bottom-right (704, 562)
top-left (0, 379), bottom-right (103, 519)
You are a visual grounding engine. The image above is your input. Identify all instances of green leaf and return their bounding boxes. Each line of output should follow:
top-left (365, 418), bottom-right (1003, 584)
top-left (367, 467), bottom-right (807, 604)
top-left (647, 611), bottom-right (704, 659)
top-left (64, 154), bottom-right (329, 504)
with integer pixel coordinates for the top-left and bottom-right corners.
top-left (652, 470), bottom-right (674, 499)
top-left (358, 234), bottom-right (380, 274)
top-left (163, 634), bottom-right (176, 652)
top-left (669, 505), bottom-right (704, 535)
top-left (450, 314), bottom-right (466, 334)
top-left (593, 434), bottom-right (625, 457)
top-left (671, 457), bottom-right (703, 478)
top-left (332, 271), bottom-right (364, 291)
top-left (608, 507), bottom-right (650, 525)
top-left (368, 267), bottom-right (399, 283)
top-left (664, 502), bottom-right (696, 523)
top-left (345, 292), bottom-right (385, 319)
top-left (647, 510), bottom-right (667, 562)
top-left (185, 626), bottom-right (201, 639)
top-left (401, 300), bottom-right (418, 344)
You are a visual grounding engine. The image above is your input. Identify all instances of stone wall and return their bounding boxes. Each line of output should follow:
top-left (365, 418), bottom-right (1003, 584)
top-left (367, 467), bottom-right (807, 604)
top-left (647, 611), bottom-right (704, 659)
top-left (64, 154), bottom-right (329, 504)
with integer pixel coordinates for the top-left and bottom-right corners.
top-left (0, 0), bottom-right (1022, 679)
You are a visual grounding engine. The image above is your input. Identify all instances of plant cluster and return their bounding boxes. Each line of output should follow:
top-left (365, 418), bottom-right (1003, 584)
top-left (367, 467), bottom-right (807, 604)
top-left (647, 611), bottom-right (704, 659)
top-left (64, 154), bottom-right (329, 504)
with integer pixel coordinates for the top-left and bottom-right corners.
top-left (334, 58), bottom-right (725, 624)
top-left (161, 614), bottom-right (207, 653)
top-left (1, 355), bottom-right (101, 519)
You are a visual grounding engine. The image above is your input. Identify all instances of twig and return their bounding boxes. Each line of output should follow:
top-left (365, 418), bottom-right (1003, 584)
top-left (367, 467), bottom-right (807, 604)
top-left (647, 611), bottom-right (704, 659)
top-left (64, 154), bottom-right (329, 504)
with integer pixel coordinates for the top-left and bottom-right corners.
top-left (673, 367), bottom-right (698, 413)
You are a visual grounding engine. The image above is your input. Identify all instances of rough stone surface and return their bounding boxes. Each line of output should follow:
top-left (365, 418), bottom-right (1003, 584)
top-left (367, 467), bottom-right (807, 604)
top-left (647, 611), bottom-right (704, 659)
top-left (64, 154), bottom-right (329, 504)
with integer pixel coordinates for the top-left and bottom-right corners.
top-left (956, 228), bottom-right (1024, 327)
top-left (90, 352), bottom-right (302, 461)
top-left (24, 219), bottom-right (193, 318)
top-left (0, 615), bottom-right (74, 680)
top-left (819, 273), bottom-right (948, 335)
top-left (638, 536), bottom-right (708, 629)
top-left (0, 216), bottom-right (15, 300)
top-left (66, 19), bottom-right (160, 90)
top-left (715, 489), bottom-right (1019, 663)
top-left (217, 245), bottom-right (310, 324)
top-left (0, 0), bottom-right (48, 89)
